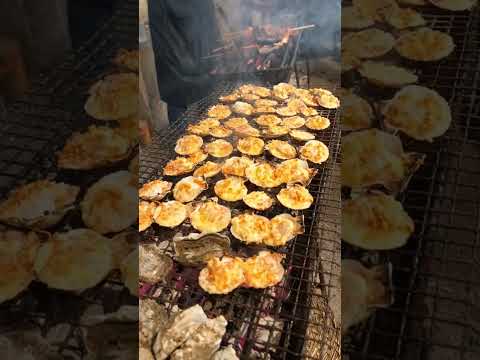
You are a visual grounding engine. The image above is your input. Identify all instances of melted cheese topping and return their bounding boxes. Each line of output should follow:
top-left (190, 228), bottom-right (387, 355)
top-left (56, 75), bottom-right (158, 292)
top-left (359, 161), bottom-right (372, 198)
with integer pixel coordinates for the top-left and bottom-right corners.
top-left (359, 61), bottom-right (418, 87)
top-left (194, 161), bottom-right (223, 178)
top-left (395, 28), bottom-right (455, 61)
top-left (254, 106), bottom-right (277, 114)
top-left (205, 140), bottom-right (234, 158)
top-left (190, 201), bottom-right (232, 233)
top-left (214, 177), bottom-right (248, 202)
top-left (295, 89), bottom-right (318, 107)
top-left (232, 101), bottom-right (254, 116)
top-left (237, 137), bottom-right (265, 156)
top-left (243, 191), bottom-right (274, 210)
top-left (290, 130), bottom-right (316, 142)
top-left (242, 251), bottom-right (285, 288)
top-left (282, 116), bottom-right (306, 129)
top-left (312, 89), bottom-right (341, 109)
top-left (342, 6), bottom-right (375, 29)
top-left (305, 116), bottom-right (331, 130)
top-left (139, 180), bottom-right (172, 201)
top-left (382, 85), bottom-right (451, 141)
top-left (277, 185), bottom-right (314, 210)
top-left (209, 126), bottom-right (233, 138)
top-left (187, 123), bottom-right (211, 136)
top-left (265, 214), bottom-right (303, 246)
top-left (175, 135), bottom-right (204, 155)
top-left (219, 92), bottom-right (240, 103)
top-left (273, 83), bottom-right (296, 100)
top-left (287, 99), bottom-right (307, 112)
top-left (198, 256), bottom-right (245, 294)
top-left (199, 118), bottom-right (221, 128)
top-left (154, 201), bottom-right (189, 228)
top-left (276, 106), bottom-right (298, 117)
top-left (234, 124), bottom-right (261, 138)
top-left (173, 176), bottom-right (208, 203)
top-left (208, 105), bottom-right (232, 119)
top-left (225, 117), bottom-right (249, 130)
top-left (340, 91), bottom-right (374, 130)
top-left (255, 114), bottom-right (282, 127)
top-left (255, 99), bottom-right (278, 107)
top-left (277, 159), bottom-right (315, 185)
top-left (222, 156), bottom-right (254, 177)
top-left (164, 157), bottom-right (195, 176)
top-left (231, 214), bottom-right (271, 244)
top-left (252, 86), bottom-right (271, 98)
top-left (300, 140), bottom-right (330, 164)
top-left (385, 7), bottom-right (426, 29)
top-left (262, 125), bottom-right (290, 138)
top-left (265, 140), bottom-right (297, 160)
top-left (343, 193), bottom-right (414, 250)
top-left (343, 29), bottom-right (395, 59)
top-left (242, 93), bottom-right (260, 102)
top-left (188, 151), bottom-right (209, 165)
top-left (245, 163), bottom-right (283, 188)
top-left (139, 201), bottom-right (156, 232)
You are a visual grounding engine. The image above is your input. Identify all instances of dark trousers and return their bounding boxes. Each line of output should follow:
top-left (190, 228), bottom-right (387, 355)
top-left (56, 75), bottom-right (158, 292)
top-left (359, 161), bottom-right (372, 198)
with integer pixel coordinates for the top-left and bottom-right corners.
top-left (167, 104), bottom-right (186, 124)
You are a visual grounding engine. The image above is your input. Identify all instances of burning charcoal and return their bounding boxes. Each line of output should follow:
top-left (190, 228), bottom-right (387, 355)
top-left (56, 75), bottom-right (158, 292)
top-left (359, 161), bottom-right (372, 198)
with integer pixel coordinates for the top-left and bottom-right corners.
top-left (170, 315), bottom-right (228, 360)
top-left (153, 304), bottom-right (208, 360)
top-left (173, 232), bottom-right (231, 266)
top-left (140, 243), bottom-right (174, 284)
top-left (212, 346), bottom-right (240, 360)
top-left (140, 299), bottom-right (168, 348)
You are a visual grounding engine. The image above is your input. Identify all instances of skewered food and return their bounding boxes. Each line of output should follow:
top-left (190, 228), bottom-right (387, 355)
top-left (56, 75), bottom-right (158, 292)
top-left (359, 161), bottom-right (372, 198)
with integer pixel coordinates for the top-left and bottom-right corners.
top-left (231, 213), bottom-right (271, 244)
top-left (188, 151), bottom-right (208, 165)
top-left (190, 200), bottom-right (232, 233)
top-left (430, 0), bottom-right (477, 11)
top-left (237, 137), bottom-right (265, 156)
top-left (154, 201), bottom-right (190, 228)
top-left (34, 229), bottom-right (113, 291)
top-left (382, 85), bottom-right (451, 141)
top-left (81, 171), bottom-right (137, 234)
top-left (255, 114), bottom-right (282, 127)
top-left (311, 88), bottom-right (341, 109)
top-left (305, 116), bottom-right (331, 130)
top-left (342, 192), bottom-right (414, 250)
top-left (139, 243), bottom-right (173, 283)
top-left (139, 180), bottom-right (172, 201)
top-left (194, 161), bottom-right (223, 178)
top-left (265, 214), bottom-right (303, 246)
top-left (340, 91), bottom-right (374, 131)
top-left (342, 29), bottom-right (395, 59)
top-left (277, 185), bottom-right (314, 210)
top-left (164, 157), bottom-right (195, 176)
top-left (198, 256), bottom-right (245, 294)
top-left (289, 129), bottom-right (316, 142)
top-left (277, 159), bottom-right (316, 185)
top-left (214, 177), bottom-right (248, 202)
top-left (282, 116), bottom-right (306, 129)
top-left (395, 28), bottom-right (455, 61)
top-left (173, 232), bottom-right (231, 266)
top-left (85, 73), bottom-right (138, 121)
top-left (222, 156), bottom-right (254, 177)
top-left (173, 176), bottom-right (208, 203)
top-left (384, 7), bottom-right (426, 29)
top-left (243, 191), bottom-right (274, 211)
top-left (262, 125), bottom-right (290, 138)
top-left (242, 251), bottom-right (285, 288)
top-left (265, 140), bottom-right (297, 160)
top-left (205, 140), bottom-right (234, 158)
top-left (342, 6), bottom-right (375, 29)
top-left (245, 162), bottom-right (283, 188)
top-left (232, 101), bottom-right (254, 116)
top-left (208, 105), bottom-right (232, 119)
top-left (58, 125), bottom-right (132, 169)
top-left (113, 49), bottom-right (139, 72)
top-left (209, 126), bottom-right (233, 138)
top-left (224, 117), bottom-right (249, 129)
top-left (0, 230), bottom-right (40, 304)
top-left (139, 201), bottom-right (156, 232)
top-left (175, 135), bottom-right (204, 155)
top-left (300, 140), bottom-right (330, 164)
top-left (358, 61), bottom-right (418, 87)
top-left (0, 180), bottom-right (79, 229)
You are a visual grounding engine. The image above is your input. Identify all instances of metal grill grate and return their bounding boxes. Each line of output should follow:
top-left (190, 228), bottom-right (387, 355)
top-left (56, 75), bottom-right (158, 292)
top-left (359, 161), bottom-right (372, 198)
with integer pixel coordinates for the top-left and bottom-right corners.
top-left (140, 81), bottom-right (341, 359)
top-left (342, 4), bottom-right (480, 360)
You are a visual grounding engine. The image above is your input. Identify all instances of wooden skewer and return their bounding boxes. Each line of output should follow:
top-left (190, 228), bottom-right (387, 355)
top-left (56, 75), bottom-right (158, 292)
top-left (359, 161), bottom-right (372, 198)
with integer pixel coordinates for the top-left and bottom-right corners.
top-left (288, 24), bottom-right (316, 32)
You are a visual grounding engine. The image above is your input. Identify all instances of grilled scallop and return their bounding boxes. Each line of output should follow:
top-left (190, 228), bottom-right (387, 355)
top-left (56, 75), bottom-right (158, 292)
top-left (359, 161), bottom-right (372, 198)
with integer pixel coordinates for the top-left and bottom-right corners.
top-left (0, 180), bottom-right (79, 229)
top-left (311, 89), bottom-right (341, 109)
top-left (58, 125), bottom-right (132, 169)
top-left (230, 213), bottom-right (271, 244)
top-left (242, 93), bottom-right (260, 102)
top-left (359, 61), bottom-right (418, 87)
top-left (252, 86), bottom-right (271, 98)
top-left (265, 214), bottom-right (303, 246)
top-left (238, 84), bottom-right (256, 95)
top-left (205, 140), bottom-right (234, 158)
top-left (0, 230), bottom-right (40, 304)
top-left (219, 92), bottom-right (240, 103)
top-left (139, 201), bottom-right (156, 232)
top-left (121, 248), bottom-right (138, 296)
top-left (214, 177), bottom-right (248, 202)
top-left (164, 157), bottom-right (195, 176)
top-left (81, 171), bottom-right (137, 234)
top-left (342, 6), bottom-right (375, 29)
top-left (282, 116), bottom-right (306, 129)
top-left (173, 176), bottom-right (208, 203)
top-left (395, 28), bottom-right (455, 61)
top-left (384, 7), bottom-right (426, 29)
top-left (342, 29), bottom-right (395, 59)
top-left (242, 251), bottom-right (285, 289)
top-left (139, 180), bottom-right (172, 201)
top-left (225, 117), bottom-right (249, 130)
top-left (190, 201), bottom-right (232, 233)
top-left (232, 101), bottom-right (254, 116)
top-left (243, 191), bottom-right (274, 211)
top-left (276, 106), bottom-right (297, 117)
top-left (188, 151), bottom-right (209, 165)
top-left (352, 0), bottom-right (399, 20)
top-left (305, 116), bottom-right (331, 130)
top-left (287, 98), bottom-right (307, 113)
top-left (300, 140), bottom-right (330, 164)
top-left (209, 126), bottom-right (233, 138)
top-left (199, 256), bottom-right (245, 294)
top-left (154, 201), bottom-right (190, 228)
top-left (294, 88), bottom-right (320, 107)
top-left (300, 107), bottom-right (318, 117)
top-left (273, 83), bottom-right (296, 100)
top-left (341, 51), bottom-right (362, 73)
top-left (194, 161), bottom-right (223, 178)
top-left (237, 136), bottom-right (265, 156)
top-left (343, 192), bottom-right (414, 250)
top-left (245, 162), bottom-right (283, 188)
top-left (262, 125), bottom-right (290, 138)
top-left (277, 159), bottom-right (316, 185)
top-left (34, 229), bottom-right (113, 291)
top-left (265, 140), bottom-right (297, 160)
top-left (255, 99), bottom-right (278, 108)
top-left (277, 185), bottom-right (314, 210)
top-left (341, 91), bottom-right (374, 131)
top-left (254, 106), bottom-right (277, 115)
top-left (175, 135), bottom-right (204, 155)
top-left (382, 85), bottom-right (451, 141)
top-left (222, 156), bottom-right (254, 177)
top-left (208, 105), bottom-right (232, 119)
top-left (113, 49), bottom-right (139, 72)
top-left (255, 114), bottom-right (282, 127)
top-left (84, 73), bottom-right (138, 121)
top-left (109, 230), bottom-right (139, 269)
top-left (290, 130), bottom-right (316, 142)
top-left (187, 123), bottom-right (211, 136)
top-left (430, 0), bottom-right (477, 11)
top-left (200, 118), bottom-right (222, 128)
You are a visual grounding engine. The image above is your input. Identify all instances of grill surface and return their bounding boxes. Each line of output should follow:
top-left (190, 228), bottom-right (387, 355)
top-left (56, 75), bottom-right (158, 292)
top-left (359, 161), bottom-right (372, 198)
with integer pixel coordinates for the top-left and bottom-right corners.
top-left (342, 4), bottom-right (480, 360)
top-left (140, 81), bottom-right (341, 359)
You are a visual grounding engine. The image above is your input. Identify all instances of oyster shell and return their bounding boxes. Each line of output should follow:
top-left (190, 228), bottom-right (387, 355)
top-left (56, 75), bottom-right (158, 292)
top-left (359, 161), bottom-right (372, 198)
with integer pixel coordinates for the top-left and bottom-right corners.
top-left (140, 298), bottom-right (168, 348)
top-left (139, 243), bottom-right (174, 283)
top-left (173, 233), bottom-right (231, 266)
top-left (212, 346), bottom-right (239, 360)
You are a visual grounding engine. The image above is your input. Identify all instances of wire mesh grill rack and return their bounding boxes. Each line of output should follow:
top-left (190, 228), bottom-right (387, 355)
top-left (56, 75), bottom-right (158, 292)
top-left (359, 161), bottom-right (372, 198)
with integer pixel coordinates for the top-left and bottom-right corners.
top-left (140, 80), bottom-right (341, 359)
top-left (342, 4), bottom-right (480, 360)
top-left (0, 0), bottom-right (138, 357)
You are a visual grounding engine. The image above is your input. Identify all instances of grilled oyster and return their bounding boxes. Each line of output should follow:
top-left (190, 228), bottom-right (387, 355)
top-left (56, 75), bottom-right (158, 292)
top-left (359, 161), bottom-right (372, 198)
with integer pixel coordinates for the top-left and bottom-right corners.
top-left (277, 159), bottom-right (316, 185)
top-left (395, 28), bottom-right (455, 62)
top-left (208, 105), bottom-right (232, 119)
top-left (140, 299), bottom-right (168, 348)
top-left (212, 346), bottom-right (239, 360)
top-left (299, 140), bottom-right (330, 164)
top-left (305, 116), bottom-right (331, 130)
top-left (255, 114), bottom-right (282, 127)
top-left (139, 179), bottom-right (172, 201)
top-left (237, 137), bottom-right (265, 156)
top-left (0, 230), bottom-right (40, 304)
top-left (198, 256), bottom-right (245, 294)
top-left (343, 192), bottom-right (414, 250)
top-left (190, 200), bottom-right (231, 233)
top-left (139, 201), bottom-right (156, 232)
top-left (224, 117), bottom-right (249, 130)
top-left (340, 91), bottom-right (374, 131)
top-left (243, 191), bottom-right (274, 211)
top-left (154, 201), bottom-right (190, 228)
top-left (81, 171), bottom-right (137, 234)
top-left (205, 140), bottom-right (234, 158)
top-left (277, 185), bottom-right (314, 210)
top-left (194, 161), bottom-right (223, 178)
top-left (342, 29), bottom-right (395, 59)
top-left (265, 214), bottom-right (303, 246)
top-left (173, 232), bottom-right (231, 266)
top-left (289, 129), bottom-right (316, 142)
top-left (242, 251), bottom-right (285, 288)
top-left (164, 157), bottom-right (195, 176)
top-left (175, 135), bottom-right (204, 155)
top-left (173, 176), bottom-right (208, 203)
top-left (209, 126), bottom-right (233, 138)
top-left (222, 156), bottom-right (255, 177)
top-left (245, 162), bottom-right (283, 188)
top-left (232, 101), bottom-right (254, 116)
top-left (34, 229), bottom-right (113, 291)
top-left (265, 140), bottom-right (297, 160)
top-left (214, 177), bottom-right (248, 202)
top-left (231, 213), bottom-right (271, 244)
top-left (282, 116), bottom-right (306, 129)
top-left (0, 180), bottom-right (79, 229)
top-left (139, 243), bottom-right (173, 283)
